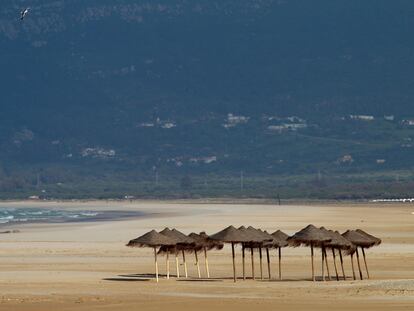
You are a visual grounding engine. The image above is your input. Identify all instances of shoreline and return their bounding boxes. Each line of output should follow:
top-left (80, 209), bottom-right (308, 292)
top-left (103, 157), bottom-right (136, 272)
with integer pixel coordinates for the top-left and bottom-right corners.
top-left (0, 210), bottom-right (152, 229)
top-left (0, 200), bottom-right (412, 228)
top-left (1, 197), bottom-right (410, 206)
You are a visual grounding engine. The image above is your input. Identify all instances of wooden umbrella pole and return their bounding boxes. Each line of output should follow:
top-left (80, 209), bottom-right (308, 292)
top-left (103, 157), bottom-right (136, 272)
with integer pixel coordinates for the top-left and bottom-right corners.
top-left (355, 248), bottom-right (363, 280)
top-left (242, 244), bottom-right (246, 280)
top-left (251, 248), bottom-right (255, 280)
top-left (154, 247), bottom-right (159, 283)
top-left (166, 252), bottom-right (170, 280)
top-left (195, 250), bottom-right (201, 278)
top-left (266, 248), bottom-right (271, 280)
top-left (278, 247), bottom-right (282, 281)
top-left (322, 246), bottom-right (325, 281)
top-left (311, 244), bottom-right (315, 282)
top-left (182, 250), bottom-right (188, 278)
top-left (175, 251), bottom-right (180, 279)
top-left (361, 248), bottom-right (370, 279)
top-left (204, 247), bottom-right (210, 278)
top-left (350, 253), bottom-right (356, 280)
top-left (339, 249), bottom-right (346, 280)
top-left (259, 247), bottom-right (263, 280)
top-left (231, 242), bottom-right (237, 283)
top-left (324, 247), bottom-right (331, 281)
top-left (332, 248), bottom-right (339, 281)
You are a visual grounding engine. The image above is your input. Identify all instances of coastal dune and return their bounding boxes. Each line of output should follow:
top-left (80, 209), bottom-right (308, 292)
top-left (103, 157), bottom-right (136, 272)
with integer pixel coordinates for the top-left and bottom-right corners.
top-left (0, 201), bottom-right (413, 310)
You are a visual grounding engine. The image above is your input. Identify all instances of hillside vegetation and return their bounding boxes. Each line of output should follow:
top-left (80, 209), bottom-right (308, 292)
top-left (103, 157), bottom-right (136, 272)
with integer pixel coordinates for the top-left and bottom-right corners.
top-left (1, 1), bottom-right (414, 199)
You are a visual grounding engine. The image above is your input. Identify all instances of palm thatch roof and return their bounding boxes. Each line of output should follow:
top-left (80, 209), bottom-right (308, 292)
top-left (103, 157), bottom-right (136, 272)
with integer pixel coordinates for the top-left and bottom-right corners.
top-left (127, 230), bottom-right (176, 248)
top-left (239, 226), bottom-right (273, 247)
top-left (269, 230), bottom-right (290, 248)
top-left (248, 226), bottom-right (273, 241)
top-left (288, 224), bottom-right (331, 247)
top-left (246, 227), bottom-right (286, 248)
top-left (355, 229), bottom-right (382, 246)
top-left (158, 228), bottom-right (196, 254)
top-left (319, 227), bottom-right (354, 250)
top-left (342, 230), bottom-right (376, 248)
top-left (159, 228), bottom-right (195, 244)
top-left (188, 232), bottom-right (224, 250)
top-left (244, 226), bottom-right (271, 242)
top-left (210, 225), bottom-right (252, 243)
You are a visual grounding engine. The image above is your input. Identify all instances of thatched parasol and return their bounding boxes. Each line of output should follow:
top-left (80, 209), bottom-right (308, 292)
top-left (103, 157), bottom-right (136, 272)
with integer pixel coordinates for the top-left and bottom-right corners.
top-left (210, 226), bottom-right (251, 282)
top-left (158, 228), bottom-right (180, 279)
top-left (288, 224), bottom-right (331, 281)
top-left (248, 228), bottom-right (280, 280)
top-left (237, 226), bottom-right (267, 280)
top-left (159, 228), bottom-right (195, 279)
top-left (188, 232), bottom-right (224, 278)
top-left (271, 230), bottom-right (290, 247)
top-left (270, 230), bottom-right (290, 280)
top-left (246, 226), bottom-right (268, 280)
top-left (342, 230), bottom-right (373, 280)
top-left (343, 229), bottom-right (379, 280)
top-left (321, 229), bottom-right (354, 281)
top-left (355, 229), bottom-right (381, 279)
top-left (320, 227), bottom-right (351, 281)
top-left (247, 226), bottom-right (274, 280)
top-left (342, 230), bottom-right (376, 248)
top-left (254, 229), bottom-right (281, 280)
top-left (127, 230), bottom-right (176, 282)
top-left (356, 229), bottom-right (381, 246)
top-left (189, 232), bottom-right (224, 250)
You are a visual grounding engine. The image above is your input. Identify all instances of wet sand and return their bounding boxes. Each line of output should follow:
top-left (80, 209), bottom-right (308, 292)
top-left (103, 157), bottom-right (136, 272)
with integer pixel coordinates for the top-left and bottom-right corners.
top-left (0, 201), bottom-right (413, 310)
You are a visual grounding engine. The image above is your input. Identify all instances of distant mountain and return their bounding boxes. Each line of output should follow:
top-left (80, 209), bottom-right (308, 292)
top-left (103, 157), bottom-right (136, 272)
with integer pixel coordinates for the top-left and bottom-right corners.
top-left (1, 1), bottom-right (414, 198)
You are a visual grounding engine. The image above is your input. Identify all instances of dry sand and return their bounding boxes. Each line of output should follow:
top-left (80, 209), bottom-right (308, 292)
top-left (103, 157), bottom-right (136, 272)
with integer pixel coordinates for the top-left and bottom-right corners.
top-left (0, 201), bottom-right (413, 310)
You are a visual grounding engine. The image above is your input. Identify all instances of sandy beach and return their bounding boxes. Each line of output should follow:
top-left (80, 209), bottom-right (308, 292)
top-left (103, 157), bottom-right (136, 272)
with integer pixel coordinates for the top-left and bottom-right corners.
top-left (0, 201), bottom-right (413, 310)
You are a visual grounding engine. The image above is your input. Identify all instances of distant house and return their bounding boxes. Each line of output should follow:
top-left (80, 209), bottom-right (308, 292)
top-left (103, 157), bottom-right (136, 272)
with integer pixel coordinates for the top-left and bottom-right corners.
top-left (138, 122), bottom-right (155, 128)
top-left (402, 119), bottom-right (414, 126)
top-left (350, 115), bottom-right (375, 121)
top-left (267, 123), bottom-right (307, 132)
top-left (137, 119), bottom-right (176, 129)
top-left (223, 113), bottom-right (249, 128)
top-left (189, 156), bottom-right (217, 164)
top-left (161, 122), bottom-right (176, 129)
top-left (81, 147), bottom-right (116, 159)
top-left (338, 154), bottom-right (354, 164)
top-left (285, 123), bottom-right (308, 130)
top-left (286, 116), bottom-right (306, 123)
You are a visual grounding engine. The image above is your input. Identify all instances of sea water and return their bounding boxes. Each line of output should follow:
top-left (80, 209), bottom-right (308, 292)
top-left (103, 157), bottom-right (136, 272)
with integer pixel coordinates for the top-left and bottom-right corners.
top-left (0, 207), bottom-right (142, 225)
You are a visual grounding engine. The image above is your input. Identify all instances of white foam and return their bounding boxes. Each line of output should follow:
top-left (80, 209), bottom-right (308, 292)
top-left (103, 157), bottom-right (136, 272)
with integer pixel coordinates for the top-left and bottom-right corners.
top-left (0, 215), bottom-right (14, 224)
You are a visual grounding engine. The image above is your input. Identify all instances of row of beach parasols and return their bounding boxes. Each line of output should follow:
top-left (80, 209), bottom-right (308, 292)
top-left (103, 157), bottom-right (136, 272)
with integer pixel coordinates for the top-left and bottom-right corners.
top-left (127, 224), bottom-right (381, 283)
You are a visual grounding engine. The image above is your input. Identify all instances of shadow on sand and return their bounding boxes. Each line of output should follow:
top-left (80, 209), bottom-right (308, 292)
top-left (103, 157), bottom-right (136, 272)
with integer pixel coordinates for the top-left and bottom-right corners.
top-left (103, 277), bottom-right (150, 282)
top-left (105, 273), bottom-right (345, 283)
top-left (176, 278), bottom-right (222, 282)
top-left (118, 273), bottom-right (157, 278)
